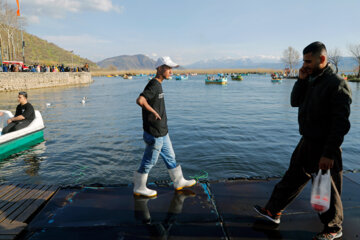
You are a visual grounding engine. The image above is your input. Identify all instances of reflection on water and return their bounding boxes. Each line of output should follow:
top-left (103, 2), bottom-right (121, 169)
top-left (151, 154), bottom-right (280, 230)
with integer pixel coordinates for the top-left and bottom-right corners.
top-left (22, 142), bottom-right (47, 177)
top-left (0, 141), bottom-right (46, 182)
top-left (0, 75), bottom-right (359, 185)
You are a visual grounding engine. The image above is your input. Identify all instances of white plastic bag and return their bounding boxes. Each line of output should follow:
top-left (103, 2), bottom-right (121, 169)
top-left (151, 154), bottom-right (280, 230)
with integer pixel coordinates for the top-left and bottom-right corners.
top-left (310, 169), bottom-right (331, 213)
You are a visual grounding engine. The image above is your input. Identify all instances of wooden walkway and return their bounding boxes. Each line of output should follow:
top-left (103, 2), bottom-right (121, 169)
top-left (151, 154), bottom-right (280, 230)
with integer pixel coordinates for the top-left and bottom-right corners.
top-left (0, 183), bottom-right (58, 240)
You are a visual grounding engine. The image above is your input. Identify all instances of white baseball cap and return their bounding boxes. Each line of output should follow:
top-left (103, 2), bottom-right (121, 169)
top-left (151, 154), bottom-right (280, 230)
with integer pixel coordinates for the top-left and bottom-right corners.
top-left (155, 56), bottom-right (179, 69)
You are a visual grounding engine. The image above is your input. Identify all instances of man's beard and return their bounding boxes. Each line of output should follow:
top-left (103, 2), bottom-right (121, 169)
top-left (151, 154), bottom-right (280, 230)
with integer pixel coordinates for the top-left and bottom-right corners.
top-left (310, 65), bottom-right (322, 77)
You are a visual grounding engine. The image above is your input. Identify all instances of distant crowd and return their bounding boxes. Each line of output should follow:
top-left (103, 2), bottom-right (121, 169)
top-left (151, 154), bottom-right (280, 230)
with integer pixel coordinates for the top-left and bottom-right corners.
top-left (0, 63), bottom-right (89, 73)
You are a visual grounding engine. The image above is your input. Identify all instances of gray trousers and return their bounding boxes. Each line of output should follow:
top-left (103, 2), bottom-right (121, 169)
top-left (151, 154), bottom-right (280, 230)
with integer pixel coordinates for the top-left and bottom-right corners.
top-left (265, 137), bottom-right (343, 232)
top-left (1, 120), bottom-right (31, 135)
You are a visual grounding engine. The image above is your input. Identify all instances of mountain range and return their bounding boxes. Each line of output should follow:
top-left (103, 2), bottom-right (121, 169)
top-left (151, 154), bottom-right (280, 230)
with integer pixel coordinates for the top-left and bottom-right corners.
top-left (185, 57), bottom-right (358, 71)
top-left (97, 54), bottom-right (156, 70)
top-left (97, 54), bottom-right (359, 71)
top-left (184, 57), bottom-right (284, 69)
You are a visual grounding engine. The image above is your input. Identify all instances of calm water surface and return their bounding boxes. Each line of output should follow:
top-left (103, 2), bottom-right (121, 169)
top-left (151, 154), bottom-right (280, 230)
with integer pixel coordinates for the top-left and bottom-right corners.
top-left (0, 75), bottom-right (359, 185)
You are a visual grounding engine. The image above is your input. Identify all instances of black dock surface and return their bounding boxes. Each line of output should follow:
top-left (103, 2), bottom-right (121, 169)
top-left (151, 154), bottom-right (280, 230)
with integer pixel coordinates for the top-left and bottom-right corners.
top-left (6, 173), bottom-right (360, 239)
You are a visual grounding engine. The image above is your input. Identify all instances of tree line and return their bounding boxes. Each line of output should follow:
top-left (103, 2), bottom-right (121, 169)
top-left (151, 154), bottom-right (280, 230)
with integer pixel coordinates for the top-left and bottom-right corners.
top-left (282, 44), bottom-right (360, 77)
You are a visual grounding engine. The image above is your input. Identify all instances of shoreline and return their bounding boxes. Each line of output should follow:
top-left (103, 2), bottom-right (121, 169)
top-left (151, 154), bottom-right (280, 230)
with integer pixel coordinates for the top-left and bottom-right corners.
top-left (91, 68), bottom-right (283, 77)
top-left (348, 78), bottom-right (360, 82)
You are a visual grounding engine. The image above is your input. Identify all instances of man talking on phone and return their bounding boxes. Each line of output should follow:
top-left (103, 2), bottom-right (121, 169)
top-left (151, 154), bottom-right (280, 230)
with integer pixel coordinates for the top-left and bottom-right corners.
top-left (254, 42), bottom-right (351, 240)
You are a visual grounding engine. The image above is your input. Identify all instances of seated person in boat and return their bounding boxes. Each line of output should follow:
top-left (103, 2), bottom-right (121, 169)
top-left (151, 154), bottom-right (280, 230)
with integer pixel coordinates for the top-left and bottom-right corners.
top-left (1, 91), bottom-right (35, 135)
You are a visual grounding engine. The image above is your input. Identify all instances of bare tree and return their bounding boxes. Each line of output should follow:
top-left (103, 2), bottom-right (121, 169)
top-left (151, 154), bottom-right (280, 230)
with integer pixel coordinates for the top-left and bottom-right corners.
top-left (0, 0), bottom-right (22, 61)
top-left (282, 46), bottom-right (300, 73)
top-left (0, 0), bottom-right (5, 61)
top-left (328, 48), bottom-right (341, 73)
top-left (348, 44), bottom-right (360, 77)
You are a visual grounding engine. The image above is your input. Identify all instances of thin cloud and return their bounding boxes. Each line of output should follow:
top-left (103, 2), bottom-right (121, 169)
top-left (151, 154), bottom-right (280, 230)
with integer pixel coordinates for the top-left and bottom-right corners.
top-left (19, 0), bottom-right (123, 19)
top-left (40, 34), bottom-right (113, 62)
top-left (42, 34), bottom-right (111, 50)
top-left (26, 15), bottom-right (40, 24)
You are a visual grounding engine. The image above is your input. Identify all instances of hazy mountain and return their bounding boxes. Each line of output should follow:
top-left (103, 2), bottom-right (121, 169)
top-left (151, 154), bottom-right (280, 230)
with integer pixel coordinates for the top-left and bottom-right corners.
top-left (336, 57), bottom-right (359, 71)
top-left (96, 54), bottom-right (359, 71)
top-left (185, 57), bottom-right (358, 71)
top-left (97, 54), bottom-right (156, 70)
top-left (186, 57), bottom-right (282, 69)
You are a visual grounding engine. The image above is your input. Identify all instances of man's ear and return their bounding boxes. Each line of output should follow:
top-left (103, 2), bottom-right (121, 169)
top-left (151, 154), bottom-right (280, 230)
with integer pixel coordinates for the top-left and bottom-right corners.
top-left (320, 55), bottom-right (326, 64)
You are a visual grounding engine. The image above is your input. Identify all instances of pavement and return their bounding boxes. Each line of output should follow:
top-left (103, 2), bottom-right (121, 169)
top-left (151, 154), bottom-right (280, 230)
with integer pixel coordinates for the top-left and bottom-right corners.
top-left (21, 172), bottom-right (360, 239)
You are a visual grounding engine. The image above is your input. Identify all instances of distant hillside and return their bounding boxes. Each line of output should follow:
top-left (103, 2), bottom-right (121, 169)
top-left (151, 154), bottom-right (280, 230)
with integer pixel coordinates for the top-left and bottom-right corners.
top-left (0, 29), bottom-right (97, 68)
top-left (336, 57), bottom-right (359, 71)
top-left (185, 57), bottom-right (358, 71)
top-left (185, 58), bottom-right (283, 69)
top-left (97, 54), bottom-right (156, 70)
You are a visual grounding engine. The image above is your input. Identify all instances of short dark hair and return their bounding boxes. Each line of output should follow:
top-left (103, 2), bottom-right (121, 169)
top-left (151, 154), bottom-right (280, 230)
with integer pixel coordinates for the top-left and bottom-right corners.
top-left (18, 91), bottom-right (28, 98)
top-left (157, 64), bottom-right (171, 70)
top-left (303, 41), bottom-right (327, 56)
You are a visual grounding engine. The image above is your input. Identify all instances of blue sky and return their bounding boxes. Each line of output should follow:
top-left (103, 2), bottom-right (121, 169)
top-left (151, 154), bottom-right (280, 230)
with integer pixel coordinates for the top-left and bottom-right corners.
top-left (12, 0), bottom-right (360, 65)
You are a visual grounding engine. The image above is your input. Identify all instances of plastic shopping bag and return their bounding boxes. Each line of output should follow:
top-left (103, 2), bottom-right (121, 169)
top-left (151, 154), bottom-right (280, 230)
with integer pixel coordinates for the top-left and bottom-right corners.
top-left (310, 169), bottom-right (331, 213)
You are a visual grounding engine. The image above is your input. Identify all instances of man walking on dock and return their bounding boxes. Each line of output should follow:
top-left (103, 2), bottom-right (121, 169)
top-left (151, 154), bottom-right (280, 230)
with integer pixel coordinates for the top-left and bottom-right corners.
top-left (134, 56), bottom-right (196, 197)
top-left (254, 42), bottom-right (352, 240)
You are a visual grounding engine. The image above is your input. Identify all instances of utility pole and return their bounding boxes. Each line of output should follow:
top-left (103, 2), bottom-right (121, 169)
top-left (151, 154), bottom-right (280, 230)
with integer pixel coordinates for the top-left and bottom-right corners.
top-left (21, 28), bottom-right (25, 64)
top-left (0, 44), bottom-right (3, 68)
top-left (16, 0), bottom-right (25, 64)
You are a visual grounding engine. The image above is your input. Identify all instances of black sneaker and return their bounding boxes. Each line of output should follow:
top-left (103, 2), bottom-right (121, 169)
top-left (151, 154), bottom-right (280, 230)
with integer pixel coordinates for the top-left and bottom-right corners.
top-left (313, 231), bottom-right (342, 240)
top-left (253, 205), bottom-right (281, 224)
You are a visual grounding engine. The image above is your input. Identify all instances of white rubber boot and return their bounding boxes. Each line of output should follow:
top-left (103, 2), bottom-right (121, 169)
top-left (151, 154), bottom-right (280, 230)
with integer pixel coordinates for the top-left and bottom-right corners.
top-left (168, 165), bottom-right (196, 191)
top-left (133, 172), bottom-right (157, 197)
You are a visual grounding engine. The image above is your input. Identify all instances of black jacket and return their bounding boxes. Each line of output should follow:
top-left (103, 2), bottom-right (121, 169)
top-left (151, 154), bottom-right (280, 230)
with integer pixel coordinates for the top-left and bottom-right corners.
top-left (291, 64), bottom-right (352, 159)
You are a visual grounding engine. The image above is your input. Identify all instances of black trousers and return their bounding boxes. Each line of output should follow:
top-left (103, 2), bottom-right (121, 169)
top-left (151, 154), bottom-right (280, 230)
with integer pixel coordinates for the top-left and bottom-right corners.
top-left (265, 137), bottom-right (343, 232)
top-left (1, 120), bottom-right (31, 135)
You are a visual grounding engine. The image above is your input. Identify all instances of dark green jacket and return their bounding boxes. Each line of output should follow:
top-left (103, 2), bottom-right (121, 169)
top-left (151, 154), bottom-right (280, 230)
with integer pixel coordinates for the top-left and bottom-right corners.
top-left (291, 64), bottom-right (352, 159)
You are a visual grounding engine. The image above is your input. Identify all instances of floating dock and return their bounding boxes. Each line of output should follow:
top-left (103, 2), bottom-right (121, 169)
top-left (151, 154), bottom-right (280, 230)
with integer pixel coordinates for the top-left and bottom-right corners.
top-left (1, 173), bottom-right (359, 239)
top-left (0, 184), bottom-right (58, 240)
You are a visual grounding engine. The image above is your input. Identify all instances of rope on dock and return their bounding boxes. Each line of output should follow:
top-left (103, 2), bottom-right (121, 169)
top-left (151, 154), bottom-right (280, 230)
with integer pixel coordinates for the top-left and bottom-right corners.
top-left (190, 170), bottom-right (208, 181)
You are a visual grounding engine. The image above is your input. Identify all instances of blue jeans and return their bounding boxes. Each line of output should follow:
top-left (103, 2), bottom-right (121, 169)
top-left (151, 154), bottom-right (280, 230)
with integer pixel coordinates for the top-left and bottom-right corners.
top-left (138, 131), bottom-right (177, 174)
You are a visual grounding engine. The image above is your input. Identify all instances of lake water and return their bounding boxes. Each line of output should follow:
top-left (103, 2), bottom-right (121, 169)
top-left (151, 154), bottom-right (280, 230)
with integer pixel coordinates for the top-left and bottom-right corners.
top-left (0, 75), bottom-right (359, 185)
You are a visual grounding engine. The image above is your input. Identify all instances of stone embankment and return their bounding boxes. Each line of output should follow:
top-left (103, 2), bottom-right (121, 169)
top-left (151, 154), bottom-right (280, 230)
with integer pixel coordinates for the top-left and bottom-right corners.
top-left (0, 72), bottom-right (93, 91)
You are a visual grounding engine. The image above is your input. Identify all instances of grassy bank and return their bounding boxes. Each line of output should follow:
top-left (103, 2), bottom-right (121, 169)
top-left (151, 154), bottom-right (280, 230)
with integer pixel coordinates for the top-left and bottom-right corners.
top-left (91, 68), bottom-right (282, 77)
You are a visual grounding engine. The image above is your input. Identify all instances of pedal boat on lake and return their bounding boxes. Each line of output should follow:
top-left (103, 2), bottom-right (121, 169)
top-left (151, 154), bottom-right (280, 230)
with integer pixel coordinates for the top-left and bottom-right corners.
top-left (175, 75), bottom-right (188, 80)
top-left (231, 75), bottom-right (243, 81)
top-left (271, 78), bottom-right (282, 83)
top-left (271, 73), bottom-right (282, 83)
top-left (123, 75), bottom-right (133, 80)
top-left (0, 110), bottom-right (45, 160)
top-left (205, 76), bottom-right (228, 85)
